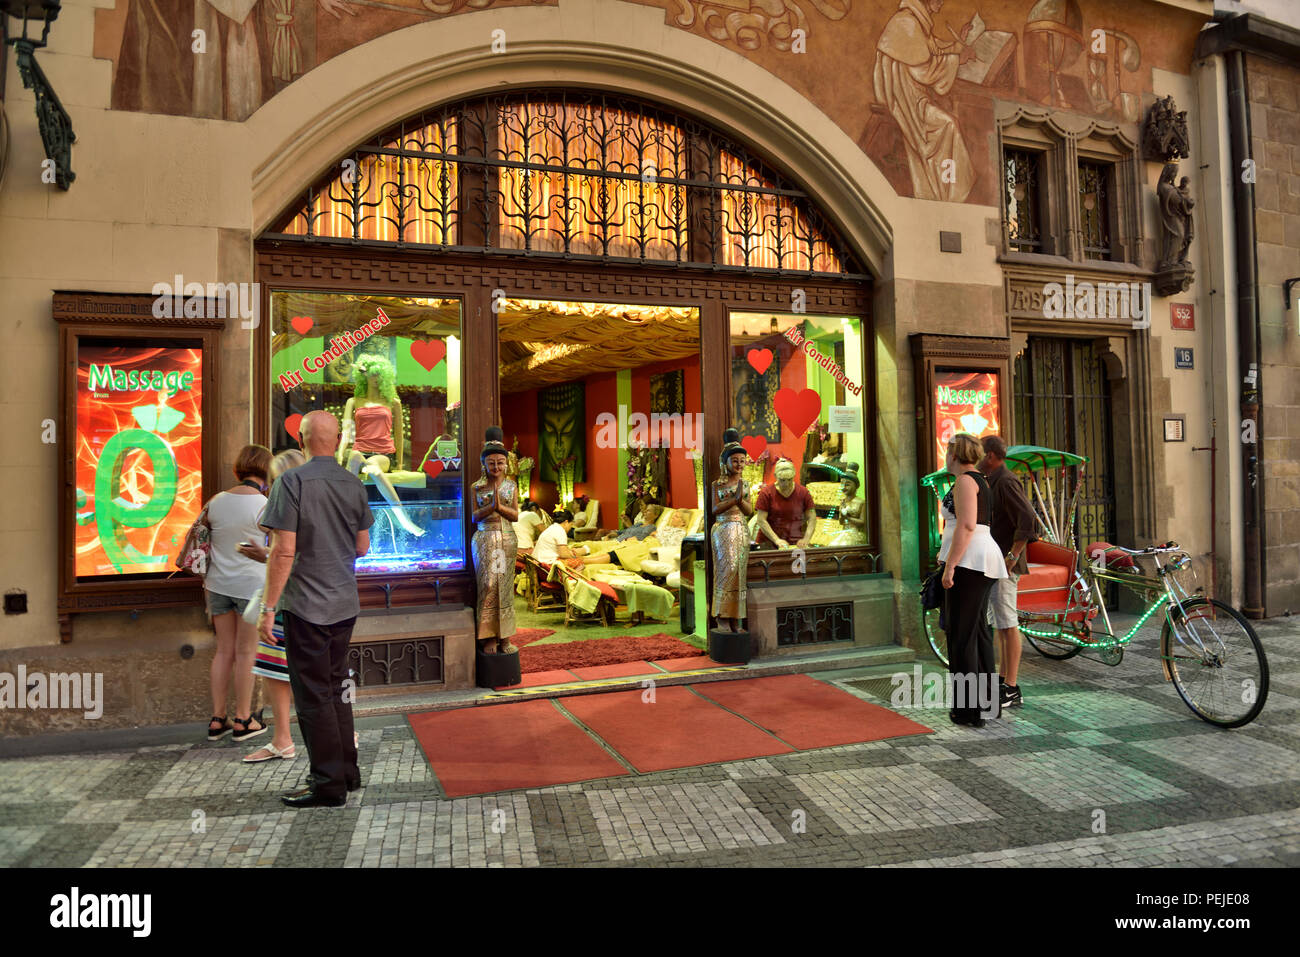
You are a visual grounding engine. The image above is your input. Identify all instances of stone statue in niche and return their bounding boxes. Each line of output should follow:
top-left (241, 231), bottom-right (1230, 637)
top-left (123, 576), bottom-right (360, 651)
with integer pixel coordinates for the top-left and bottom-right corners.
top-left (1154, 162), bottom-right (1196, 295)
top-left (1144, 95), bottom-right (1191, 162)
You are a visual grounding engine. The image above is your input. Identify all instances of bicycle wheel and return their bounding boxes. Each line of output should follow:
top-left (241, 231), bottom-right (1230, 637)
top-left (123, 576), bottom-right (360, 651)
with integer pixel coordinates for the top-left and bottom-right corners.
top-left (1022, 616), bottom-right (1083, 660)
top-left (922, 604), bottom-right (948, 667)
top-left (1161, 598), bottom-right (1269, 728)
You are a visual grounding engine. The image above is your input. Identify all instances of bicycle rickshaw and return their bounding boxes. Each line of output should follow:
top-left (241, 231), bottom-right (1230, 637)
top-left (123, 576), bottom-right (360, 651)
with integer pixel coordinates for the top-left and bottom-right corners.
top-left (920, 445), bottom-right (1269, 728)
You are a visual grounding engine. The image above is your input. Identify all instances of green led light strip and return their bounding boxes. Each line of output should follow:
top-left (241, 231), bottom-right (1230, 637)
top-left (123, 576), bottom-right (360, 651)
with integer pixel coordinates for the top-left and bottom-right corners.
top-left (1021, 595), bottom-right (1170, 649)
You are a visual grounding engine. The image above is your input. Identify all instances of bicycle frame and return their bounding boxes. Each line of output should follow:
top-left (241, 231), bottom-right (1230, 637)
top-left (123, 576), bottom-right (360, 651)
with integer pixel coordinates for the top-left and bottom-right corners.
top-left (1023, 548), bottom-right (1206, 657)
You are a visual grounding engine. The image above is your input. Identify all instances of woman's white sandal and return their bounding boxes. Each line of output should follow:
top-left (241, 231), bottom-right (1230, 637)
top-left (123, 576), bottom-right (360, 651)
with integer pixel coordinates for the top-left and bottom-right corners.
top-left (243, 742), bottom-right (296, 763)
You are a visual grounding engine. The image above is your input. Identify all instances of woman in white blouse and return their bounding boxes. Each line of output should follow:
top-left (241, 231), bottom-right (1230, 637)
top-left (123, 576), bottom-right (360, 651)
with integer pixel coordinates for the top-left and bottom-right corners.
top-left (938, 432), bottom-right (1007, 727)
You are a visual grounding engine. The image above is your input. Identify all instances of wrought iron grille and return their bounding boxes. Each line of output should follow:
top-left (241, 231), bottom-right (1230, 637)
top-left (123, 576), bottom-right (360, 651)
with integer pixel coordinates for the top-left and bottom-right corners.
top-left (1078, 161), bottom-right (1112, 260)
top-left (267, 91), bottom-right (863, 278)
top-left (1004, 150), bottom-right (1043, 252)
top-left (345, 636), bottom-right (445, 687)
top-left (1013, 337), bottom-right (1117, 582)
top-left (775, 601), bottom-right (854, 646)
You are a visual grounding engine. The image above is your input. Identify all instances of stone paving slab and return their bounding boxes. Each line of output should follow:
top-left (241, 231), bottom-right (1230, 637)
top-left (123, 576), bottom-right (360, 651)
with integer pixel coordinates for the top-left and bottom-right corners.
top-left (0, 613), bottom-right (1296, 867)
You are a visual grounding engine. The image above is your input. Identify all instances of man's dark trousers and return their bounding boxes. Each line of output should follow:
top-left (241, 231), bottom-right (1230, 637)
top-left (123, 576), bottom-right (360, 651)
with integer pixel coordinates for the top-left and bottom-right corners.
top-left (285, 611), bottom-right (359, 798)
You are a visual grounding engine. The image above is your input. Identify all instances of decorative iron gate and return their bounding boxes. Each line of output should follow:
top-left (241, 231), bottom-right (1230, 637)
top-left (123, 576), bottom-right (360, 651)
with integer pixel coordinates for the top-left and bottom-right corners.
top-left (1012, 337), bottom-right (1117, 552)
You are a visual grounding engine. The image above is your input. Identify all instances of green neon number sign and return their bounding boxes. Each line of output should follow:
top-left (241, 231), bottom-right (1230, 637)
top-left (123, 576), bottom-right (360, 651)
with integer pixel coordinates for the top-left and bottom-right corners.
top-left (93, 429), bottom-right (178, 571)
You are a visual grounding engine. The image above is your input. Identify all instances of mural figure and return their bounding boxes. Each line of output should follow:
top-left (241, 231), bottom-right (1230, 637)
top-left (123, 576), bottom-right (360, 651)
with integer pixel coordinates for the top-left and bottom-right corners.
top-left (114, 0), bottom-right (360, 119)
top-left (872, 0), bottom-right (977, 203)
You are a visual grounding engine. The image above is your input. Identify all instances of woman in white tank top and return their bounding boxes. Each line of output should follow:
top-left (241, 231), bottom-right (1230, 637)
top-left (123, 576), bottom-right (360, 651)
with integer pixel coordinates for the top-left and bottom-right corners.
top-left (203, 445), bottom-right (272, 744)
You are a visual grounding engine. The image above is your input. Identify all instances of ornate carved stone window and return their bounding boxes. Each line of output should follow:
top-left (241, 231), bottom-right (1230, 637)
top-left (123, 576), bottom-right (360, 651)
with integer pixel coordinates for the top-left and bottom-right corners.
top-left (1004, 149), bottom-right (1046, 252)
top-left (1077, 160), bottom-right (1113, 260)
top-left (997, 108), bottom-right (1142, 267)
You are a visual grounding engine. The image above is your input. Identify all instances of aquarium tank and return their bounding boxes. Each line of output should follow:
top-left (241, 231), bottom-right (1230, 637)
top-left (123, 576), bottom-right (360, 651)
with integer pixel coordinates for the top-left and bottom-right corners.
top-left (356, 490), bottom-right (465, 574)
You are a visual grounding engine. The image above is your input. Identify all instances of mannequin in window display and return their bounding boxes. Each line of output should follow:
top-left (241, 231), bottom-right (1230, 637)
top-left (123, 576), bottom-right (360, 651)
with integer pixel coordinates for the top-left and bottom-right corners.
top-left (338, 354), bottom-right (423, 537)
top-left (471, 427), bottom-right (520, 655)
top-left (829, 462), bottom-right (869, 547)
top-left (711, 429), bottom-right (755, 633)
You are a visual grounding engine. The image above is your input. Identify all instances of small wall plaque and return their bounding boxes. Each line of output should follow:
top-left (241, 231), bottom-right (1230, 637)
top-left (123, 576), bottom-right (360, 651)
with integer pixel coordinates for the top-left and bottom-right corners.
top-left (1163, 416), bottom-right (1186, 442)
top-left (1171, 303), bottom-right (1195, 330)
top-left (1174, 347), bottom-right (1194, 369)
top-left (939, 231), bottom-right (962, 253)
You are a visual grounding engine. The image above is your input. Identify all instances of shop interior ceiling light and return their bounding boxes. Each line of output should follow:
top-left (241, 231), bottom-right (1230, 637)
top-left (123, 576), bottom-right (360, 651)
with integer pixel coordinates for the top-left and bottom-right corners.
top-left (1, 0), bottom-right (74, 190)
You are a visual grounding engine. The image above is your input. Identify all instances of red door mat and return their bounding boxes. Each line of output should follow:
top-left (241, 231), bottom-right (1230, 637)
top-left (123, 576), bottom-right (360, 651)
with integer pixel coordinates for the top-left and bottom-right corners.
top-left (693, 674), bottom-right (933, 749)
top-left (560, 686), bottom-right (795, 773)
top-left (407, 699), bottom-right (629, 797)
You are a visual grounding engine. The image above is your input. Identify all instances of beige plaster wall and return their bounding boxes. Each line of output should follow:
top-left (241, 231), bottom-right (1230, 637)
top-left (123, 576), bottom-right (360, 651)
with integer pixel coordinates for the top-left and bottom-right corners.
top-left (1247, 53), bottom-right (1300, 615)
top-left (1145, 67), bottom-right (1223, 577)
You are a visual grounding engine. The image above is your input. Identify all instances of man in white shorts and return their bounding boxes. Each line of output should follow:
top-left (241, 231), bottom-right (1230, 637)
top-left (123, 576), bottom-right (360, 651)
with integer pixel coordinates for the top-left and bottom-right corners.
top-left (979, 436), bottom-right (1038, 709)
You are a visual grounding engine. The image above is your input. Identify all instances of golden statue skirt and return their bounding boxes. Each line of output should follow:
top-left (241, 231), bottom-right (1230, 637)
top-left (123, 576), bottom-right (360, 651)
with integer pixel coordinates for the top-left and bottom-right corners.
top-left (710, 519), bottom-right (748, 620)
top-left (471, 522), bottom-right (518, 640)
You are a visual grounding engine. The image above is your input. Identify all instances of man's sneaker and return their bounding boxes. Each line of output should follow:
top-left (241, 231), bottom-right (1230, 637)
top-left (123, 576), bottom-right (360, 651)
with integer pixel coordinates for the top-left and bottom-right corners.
top-left (1000, 682), bottom-right (1024, 708)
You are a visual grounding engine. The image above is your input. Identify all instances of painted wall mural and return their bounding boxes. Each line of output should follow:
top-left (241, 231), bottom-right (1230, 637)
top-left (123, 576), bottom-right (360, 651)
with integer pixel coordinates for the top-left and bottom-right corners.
top-left (94, 0), bottom-right (1205, 201)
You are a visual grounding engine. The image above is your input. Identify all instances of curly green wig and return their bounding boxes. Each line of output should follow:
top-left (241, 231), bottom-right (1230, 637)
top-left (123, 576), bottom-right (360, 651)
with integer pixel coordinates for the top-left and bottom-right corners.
top-left (352, 354), bottom-right (397, 404)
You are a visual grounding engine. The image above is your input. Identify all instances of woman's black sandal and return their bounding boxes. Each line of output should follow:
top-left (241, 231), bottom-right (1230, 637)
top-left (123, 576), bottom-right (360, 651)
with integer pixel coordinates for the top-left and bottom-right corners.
top-left (207, 716), bottom-right (232, 741)
top-left (231, 710), bottom-right (268, 743)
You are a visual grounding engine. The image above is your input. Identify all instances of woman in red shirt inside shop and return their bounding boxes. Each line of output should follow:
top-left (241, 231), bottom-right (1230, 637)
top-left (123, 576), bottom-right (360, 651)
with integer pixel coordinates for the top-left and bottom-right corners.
top-left (755, 458), bottom-right (816, 549)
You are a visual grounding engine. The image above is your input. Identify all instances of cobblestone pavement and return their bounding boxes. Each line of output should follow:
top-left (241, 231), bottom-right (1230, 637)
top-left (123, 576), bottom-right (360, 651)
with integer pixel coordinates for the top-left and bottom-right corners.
top-left (2, 616), bottom-right (1298, 868)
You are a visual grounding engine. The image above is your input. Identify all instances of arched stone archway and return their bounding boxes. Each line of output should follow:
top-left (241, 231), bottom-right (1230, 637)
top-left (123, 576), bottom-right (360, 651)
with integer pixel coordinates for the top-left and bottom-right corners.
top-left (244, 5), bottom-right (896, 278)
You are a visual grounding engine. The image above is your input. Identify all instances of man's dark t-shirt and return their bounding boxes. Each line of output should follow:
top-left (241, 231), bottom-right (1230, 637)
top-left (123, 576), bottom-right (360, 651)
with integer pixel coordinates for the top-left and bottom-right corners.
top-left (260, 455), bottom-right (375, 625)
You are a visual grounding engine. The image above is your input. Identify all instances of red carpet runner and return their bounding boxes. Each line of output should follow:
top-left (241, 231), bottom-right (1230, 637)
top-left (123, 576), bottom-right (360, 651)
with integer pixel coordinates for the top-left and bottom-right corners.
top-left (560, 686), bottom-right (796, 772)
top-left (407, 699), bottom-right (628, 797)
top-left (692, 674), bottom-right (933, 748)
top-left (407, 677), bottom-right (934, 796)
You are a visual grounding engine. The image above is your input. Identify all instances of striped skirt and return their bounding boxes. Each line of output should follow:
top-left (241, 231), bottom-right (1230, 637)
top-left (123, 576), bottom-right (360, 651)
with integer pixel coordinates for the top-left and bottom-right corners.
top-left (252, 618), bottom-right (289, 683)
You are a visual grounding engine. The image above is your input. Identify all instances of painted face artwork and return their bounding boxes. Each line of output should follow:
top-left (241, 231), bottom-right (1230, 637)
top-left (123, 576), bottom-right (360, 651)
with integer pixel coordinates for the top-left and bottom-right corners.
top-left (485, 453), bottom-right (507, 477)
top-left (539, 382), bottom-right (585, 484)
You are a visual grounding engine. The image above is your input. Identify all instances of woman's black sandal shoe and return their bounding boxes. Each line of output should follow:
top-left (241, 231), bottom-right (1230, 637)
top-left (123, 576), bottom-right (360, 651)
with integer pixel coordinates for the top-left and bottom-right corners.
top-left (207, 716), bottom-right (232, 741)
top-left (231, 711), bottom-right (268, 742)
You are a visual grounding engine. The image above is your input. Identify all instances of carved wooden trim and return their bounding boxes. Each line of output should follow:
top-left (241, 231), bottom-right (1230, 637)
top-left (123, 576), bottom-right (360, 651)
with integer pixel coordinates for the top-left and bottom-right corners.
top-left (53, 292), bottom-right (229, 329)
top-left (909, 334), bottom-right (1011, 361)
top-left (255, 247), bottom-right (871, 311)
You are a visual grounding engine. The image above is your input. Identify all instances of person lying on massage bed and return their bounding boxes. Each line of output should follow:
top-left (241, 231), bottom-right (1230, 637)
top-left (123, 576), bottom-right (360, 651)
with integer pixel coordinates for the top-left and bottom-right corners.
top-left (532, 510), bottom-right (616, 570)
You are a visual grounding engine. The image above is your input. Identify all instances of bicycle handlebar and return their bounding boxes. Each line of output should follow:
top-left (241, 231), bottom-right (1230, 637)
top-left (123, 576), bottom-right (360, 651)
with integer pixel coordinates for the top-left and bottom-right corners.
top-left (1106, 541), bottom-right (1181, 556)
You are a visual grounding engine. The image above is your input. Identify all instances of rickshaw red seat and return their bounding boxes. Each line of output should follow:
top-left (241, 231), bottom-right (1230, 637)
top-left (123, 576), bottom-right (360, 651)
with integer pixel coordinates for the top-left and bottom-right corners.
top-left (1018, 540), bottom-right (1076, 614)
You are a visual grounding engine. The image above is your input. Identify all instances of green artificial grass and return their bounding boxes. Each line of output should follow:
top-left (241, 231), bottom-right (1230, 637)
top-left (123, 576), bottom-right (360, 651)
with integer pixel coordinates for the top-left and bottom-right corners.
top-left (514, 597), bottom-right (706, 650)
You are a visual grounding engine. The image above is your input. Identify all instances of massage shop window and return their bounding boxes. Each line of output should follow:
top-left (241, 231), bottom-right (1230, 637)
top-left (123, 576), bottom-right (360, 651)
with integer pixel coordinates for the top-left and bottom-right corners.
top-left (729, 312), bottom-right (869, 550)
top-left (269, 291), bottom-right (464, 573)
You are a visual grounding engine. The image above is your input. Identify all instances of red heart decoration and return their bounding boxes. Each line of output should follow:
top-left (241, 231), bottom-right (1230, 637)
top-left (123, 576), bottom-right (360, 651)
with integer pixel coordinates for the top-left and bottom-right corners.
top-left (284, 413), bottom-right (303, 441)
top-left (423, 459), bottom-right (444, 480)
top-left (291, 316), bottom-right (314, 335)
top-left (740, 435), bottom-right (767, 461)
top-left (410, 339), bottom-right (447, 372)
top-left (747, 348), bottom-right (774, 375)
top-left (774, 388), bottom-right (822, 438)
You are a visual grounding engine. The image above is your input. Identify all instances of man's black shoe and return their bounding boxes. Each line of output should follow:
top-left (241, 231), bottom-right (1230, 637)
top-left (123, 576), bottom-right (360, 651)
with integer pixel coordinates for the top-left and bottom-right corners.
top-left (948, 709), bottom-right (986, 729)
top-left (1000, 683), bottom-right (1024, 708)
top-left (281, 786), bottom-right (346, 808)
top-left (347, 779), bottom-right (361, 792)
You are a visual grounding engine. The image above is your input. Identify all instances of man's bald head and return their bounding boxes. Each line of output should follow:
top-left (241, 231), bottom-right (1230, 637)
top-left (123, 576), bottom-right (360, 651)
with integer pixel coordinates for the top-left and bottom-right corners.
top-left (299, 410), bottom-right (341, 456)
